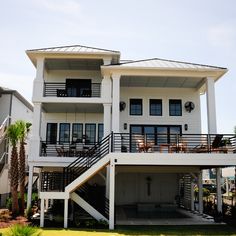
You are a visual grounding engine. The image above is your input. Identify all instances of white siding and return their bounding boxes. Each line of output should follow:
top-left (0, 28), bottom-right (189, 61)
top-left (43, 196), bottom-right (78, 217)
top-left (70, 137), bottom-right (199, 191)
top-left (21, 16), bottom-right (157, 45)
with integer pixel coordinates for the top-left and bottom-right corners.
top-left (0, 94), bottom-right (11, 123)
top-left (120, 87), bottom-right (201, 133)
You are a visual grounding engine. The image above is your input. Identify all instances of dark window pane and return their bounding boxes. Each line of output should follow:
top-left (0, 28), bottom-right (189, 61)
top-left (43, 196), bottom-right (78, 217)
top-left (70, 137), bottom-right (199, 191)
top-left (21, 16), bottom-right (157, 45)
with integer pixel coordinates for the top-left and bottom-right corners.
top-left (72, 123), bottom-right (83, 143)
top-left (46, 123), bottom-right (57, 144)
top-left (59, 123), bottom-right (70, 144)
top-left (150, 99), bottom-right (162, 116)
top-left (169, 99), bottom-right (182, 116)
top-left (130, 99), bottom-right (142, 115)
top-left (85, 124), bottom-right (96, 145)
top-left (98, 124), bottom-right (104, 142)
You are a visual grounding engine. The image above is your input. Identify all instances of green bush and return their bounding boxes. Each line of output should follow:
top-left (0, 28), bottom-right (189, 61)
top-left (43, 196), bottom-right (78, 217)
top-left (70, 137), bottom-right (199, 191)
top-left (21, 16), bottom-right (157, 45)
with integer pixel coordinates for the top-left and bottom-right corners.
top-left (5, 224), bottom-right (41, 236)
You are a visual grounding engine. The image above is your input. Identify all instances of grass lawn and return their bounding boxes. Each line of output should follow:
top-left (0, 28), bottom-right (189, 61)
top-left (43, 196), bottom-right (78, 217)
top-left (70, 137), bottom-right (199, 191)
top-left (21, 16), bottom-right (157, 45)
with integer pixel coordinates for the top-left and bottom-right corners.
top-left (1, 225), bottom-right (236, 236)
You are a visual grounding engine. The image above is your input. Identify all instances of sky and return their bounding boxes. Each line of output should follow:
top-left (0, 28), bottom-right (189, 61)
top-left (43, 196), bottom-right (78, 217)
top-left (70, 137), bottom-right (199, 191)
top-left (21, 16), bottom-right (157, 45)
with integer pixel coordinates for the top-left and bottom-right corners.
top-left (0, 0), bottom-right (236, 133)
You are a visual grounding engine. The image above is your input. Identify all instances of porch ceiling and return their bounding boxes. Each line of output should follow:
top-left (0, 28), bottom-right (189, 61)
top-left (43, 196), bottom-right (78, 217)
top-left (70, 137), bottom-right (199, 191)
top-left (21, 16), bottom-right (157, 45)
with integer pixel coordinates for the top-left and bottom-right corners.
top-left (120, 75), bottom-right (204, 88)
top-left (45, 58), bottom-right (103, 70)
top-left (42, 103), bottom-right (103, 113)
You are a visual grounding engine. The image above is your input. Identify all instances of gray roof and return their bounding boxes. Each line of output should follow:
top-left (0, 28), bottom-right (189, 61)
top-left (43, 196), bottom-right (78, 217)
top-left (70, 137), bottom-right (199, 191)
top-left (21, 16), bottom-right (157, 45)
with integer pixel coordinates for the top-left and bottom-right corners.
top-left (27, 44), bottom-right (120, 54)
top-left (107, 58), bottom-right (226, 70)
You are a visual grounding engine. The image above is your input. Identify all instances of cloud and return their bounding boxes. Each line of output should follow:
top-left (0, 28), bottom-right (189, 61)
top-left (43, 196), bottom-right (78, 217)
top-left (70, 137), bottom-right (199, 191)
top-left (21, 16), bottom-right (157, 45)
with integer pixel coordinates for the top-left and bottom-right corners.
top-left (207, 24), bottom-right (236, 49)
top-left (0, 73), bottom-right (33, 102)
top-left (33, 0), bottom-right (80, 15)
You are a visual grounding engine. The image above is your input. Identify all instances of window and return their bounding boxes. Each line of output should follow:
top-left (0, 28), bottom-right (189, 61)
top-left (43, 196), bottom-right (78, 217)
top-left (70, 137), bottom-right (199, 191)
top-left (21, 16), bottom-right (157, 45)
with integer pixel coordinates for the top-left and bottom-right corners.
top-left (150, 99), bottom-right (162, 116)
top-left (169, 99), bottom-right (182, 116)
top-left (85, 124), bottom-right (96, 145)
top-left (59, 123), bottom-right (70, 144)
top-left (72, 123), bottom-right (83, 143)
top-left (98, 124), bottom-right (104, 142)
top-left (130, 99), bottom-right (142, 115)
top-left (46, 123), bottom-right (57, 144)
top-left (66, 79), bottom-right (91, 97)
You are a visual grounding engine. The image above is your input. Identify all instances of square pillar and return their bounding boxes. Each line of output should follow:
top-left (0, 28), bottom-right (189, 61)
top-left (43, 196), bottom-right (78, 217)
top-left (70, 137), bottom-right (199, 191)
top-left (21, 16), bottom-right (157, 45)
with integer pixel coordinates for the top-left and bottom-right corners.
top-left (64, 198), bottom-right (69, 228)
top-left (109, 160), bottom-right (115, 230)
top-left (191, 182), bottom-right (195, 211)
top-left (103, 104), bottom-right (112, 137)
top-left (112, 74), bottom-right (120, 133)
top-left (216, 168), bottom-right (222, 213)
top-left (26, 165), bottom-right (34, 209)
top-left (40, 198), bottom-right (45, 227)
top-left (206, 77), bottom-right (217, 134)
top-left (198, 171), bottom-right (203, 214)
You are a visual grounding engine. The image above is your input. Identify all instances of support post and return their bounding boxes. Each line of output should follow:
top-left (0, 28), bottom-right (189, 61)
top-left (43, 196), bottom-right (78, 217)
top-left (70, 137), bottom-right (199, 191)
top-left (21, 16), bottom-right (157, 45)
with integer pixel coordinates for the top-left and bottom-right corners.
top-left (40, 198), bottom-right (45, 227)
top-left (106, 166), bottom-right (110, 198)
top-left (112, 74), bottom-right (120, 133)
top-left (109, 159), bottom-right (115, 230)
top-left (103, 104), bottom-right (112, 137)
top-left (64, 198), bottom-right (68, 228)
top-left (26, 165), bottom-right (34, 209)
top-left (191, 182), bottom-right (195, 211)
top-left (198, 171), bottom-right (203, 214)
top-left (216, 168), bottom-right (222, 213)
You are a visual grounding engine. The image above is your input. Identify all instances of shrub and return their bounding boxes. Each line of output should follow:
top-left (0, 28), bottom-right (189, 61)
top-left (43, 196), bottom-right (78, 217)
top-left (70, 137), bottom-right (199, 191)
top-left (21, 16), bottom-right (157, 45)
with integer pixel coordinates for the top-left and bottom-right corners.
top-left (5, 224), bottom-right (41, 236)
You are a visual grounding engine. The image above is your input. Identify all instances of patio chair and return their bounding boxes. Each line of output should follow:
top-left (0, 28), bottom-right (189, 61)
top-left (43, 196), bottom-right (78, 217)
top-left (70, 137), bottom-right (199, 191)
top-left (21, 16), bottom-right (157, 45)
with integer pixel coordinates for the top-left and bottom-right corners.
top-left (55, 146), bottom-right (64, 157)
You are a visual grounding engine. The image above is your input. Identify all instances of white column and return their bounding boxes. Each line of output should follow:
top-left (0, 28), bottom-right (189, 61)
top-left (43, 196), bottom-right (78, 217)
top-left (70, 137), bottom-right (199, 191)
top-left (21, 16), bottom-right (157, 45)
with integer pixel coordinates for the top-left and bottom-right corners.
top-left (103, 104), bottom-right (112, 137)
top-left (109, 159), bottom-right (115, 230)
top-left (216, 168), bottom-right (222, 213)
top-left (32, 57), bottom-right (45, 101)
top-left (112, 74), bottom-right (120, 133)
top-left (106, 167), bottom-right (110, 198)
top-left (40, 198), bottom-right (45, 227)
top-left (64, 198), bottom-right (69, 228)
top-left (191, 182), bottom-right (195, 211)
top-left (27, 165), bottom-right (34, 209)
top-left (198, 171), bottom-right (203, 214)
top-left (206, 77), bottom-right (217, 134)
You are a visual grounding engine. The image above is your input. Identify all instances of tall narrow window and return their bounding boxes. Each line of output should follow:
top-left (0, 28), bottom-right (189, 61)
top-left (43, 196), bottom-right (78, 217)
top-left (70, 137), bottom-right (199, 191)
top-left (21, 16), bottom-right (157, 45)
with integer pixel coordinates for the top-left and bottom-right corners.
top-left (46, 123), bottom-right (57, 144)
top-left (98, 124), bottom-right (104, 142)
top-left (85, 124), bottom-right (96, 145)
top-left (59, 123), bottom-right (70, 144)
top-left (72, 123), bottom-right (83, 143)
top-left (150, 99), bottom-right (162, 116)
top-left (130, 99), bottom-right (142, 115)
top-left (169, 99), bottom-right (182, 116)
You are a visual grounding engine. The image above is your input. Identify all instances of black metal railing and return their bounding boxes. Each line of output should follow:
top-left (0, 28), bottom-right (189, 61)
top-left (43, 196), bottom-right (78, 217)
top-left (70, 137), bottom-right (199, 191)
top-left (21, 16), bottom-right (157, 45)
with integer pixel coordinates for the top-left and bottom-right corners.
top-left (76, 183), bottom-right (109, 219)
top-left (44, 82), bottom-right (101, 97)
top-left (41, 172), bottom-right (65, 192)
top-left (63, 134), bottom-right (111, 187)
top-left (112, 133), bottom-right (236, 154)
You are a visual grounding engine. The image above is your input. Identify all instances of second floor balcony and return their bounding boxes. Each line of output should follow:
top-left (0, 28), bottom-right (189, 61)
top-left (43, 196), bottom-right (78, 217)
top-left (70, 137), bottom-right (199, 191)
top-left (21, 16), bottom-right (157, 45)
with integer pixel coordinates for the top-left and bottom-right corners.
top-left (44, 80), bottom-right (101, 98)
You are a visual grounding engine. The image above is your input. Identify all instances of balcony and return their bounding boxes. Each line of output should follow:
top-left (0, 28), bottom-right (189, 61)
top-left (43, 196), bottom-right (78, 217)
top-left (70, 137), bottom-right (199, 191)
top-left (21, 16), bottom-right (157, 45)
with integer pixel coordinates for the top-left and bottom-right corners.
top-left (40, 134), bottom-right (236, 157)
top-left (44, 82), bottom-right (101, 98)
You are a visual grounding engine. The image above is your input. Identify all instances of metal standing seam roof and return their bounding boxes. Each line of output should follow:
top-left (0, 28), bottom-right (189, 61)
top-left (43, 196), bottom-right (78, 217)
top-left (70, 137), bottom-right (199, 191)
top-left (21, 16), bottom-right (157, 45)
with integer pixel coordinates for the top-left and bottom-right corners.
top-left (104, 58), bottom-right (227, 70)
top-left (27, 44), bottom-right (120, 54)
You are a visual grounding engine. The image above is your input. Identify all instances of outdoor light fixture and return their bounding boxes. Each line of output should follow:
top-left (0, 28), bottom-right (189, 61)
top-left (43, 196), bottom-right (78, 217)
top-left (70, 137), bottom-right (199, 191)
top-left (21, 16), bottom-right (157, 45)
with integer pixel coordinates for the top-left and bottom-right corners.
top-left (184, 124), bottom-right (188, 131)
top-left (184, 101), bottom-right (195, 113)
top-left (124, 123), bottom-right (127, 130)
top-left (119, 101), bottom-right (126, 111)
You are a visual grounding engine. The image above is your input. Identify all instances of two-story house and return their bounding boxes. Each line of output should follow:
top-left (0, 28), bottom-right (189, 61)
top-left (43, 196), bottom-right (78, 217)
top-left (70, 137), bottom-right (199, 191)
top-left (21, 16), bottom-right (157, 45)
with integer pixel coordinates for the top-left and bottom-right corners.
top-left (26, 45), bottom-right (236, 229)
top-left (0, 86), bottom-right (33, 207)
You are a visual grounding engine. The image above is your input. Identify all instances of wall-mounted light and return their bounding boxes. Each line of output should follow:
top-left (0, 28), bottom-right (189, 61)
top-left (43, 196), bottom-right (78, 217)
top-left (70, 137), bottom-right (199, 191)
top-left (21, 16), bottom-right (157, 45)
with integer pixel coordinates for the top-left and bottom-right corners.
top-left (124, 123), bottom-right (127, 130)
top-left (184, 124), bottom-right (188, 131)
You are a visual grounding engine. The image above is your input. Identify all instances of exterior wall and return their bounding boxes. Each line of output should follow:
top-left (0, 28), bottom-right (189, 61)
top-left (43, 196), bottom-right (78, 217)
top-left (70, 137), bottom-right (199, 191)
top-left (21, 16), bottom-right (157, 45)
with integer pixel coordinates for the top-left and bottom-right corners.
top-left (0, 94), bottom-right (11, 123)
top-left (45, 70), bottom-right (102, 83)
top-left (41, 112), bottom-right (103, 140)
top-left (115, 172), bottom-right (178, 205)
top-left (120, 87), bottom-right (201, 134)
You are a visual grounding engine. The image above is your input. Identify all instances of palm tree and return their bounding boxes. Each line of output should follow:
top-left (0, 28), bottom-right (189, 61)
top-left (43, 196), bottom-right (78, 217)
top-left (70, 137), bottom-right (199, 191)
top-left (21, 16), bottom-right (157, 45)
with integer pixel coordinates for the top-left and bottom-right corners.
top-left (7, 123), bottom-right (20, 217)
top-left (16, 120), bottom-right (31, 215)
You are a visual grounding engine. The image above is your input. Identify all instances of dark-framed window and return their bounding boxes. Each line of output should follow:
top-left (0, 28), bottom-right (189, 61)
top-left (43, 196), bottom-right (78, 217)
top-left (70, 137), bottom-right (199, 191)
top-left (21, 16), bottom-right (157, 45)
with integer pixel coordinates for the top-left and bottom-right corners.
top-left (98, 124), bottom-right (104, 142)
top-left (59, 123), bottom-right (70, 144)
top-left (150, 99), bottom-right (162, 116)
top-left (85, 124), bottom-right (96, 145)
top-left (169, 99), bottom-right (182, 116)
top-left (72, 123), bottom-right (83, 143)
top-left (130, 99), bottom-right (142, 115)
top-left (46, 123), bottom-right (57, 144)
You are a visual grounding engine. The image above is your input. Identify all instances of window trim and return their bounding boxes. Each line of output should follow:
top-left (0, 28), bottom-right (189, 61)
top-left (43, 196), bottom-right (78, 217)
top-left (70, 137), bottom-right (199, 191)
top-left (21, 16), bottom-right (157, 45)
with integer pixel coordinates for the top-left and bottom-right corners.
top-left (85, 123), bottom-right (96, 145)
top-left (130, 98), bottom-right (143, 116)
top-left (59, 123), bottom-right (70, 144)
top-left (169, 99), bottom-right (182, 116)
top-left (46, 123), bottom-right (58, 144)
top-left (72, 123), bottom-right (83, 143)
top-left (149, 99), bottom-right (162, 116)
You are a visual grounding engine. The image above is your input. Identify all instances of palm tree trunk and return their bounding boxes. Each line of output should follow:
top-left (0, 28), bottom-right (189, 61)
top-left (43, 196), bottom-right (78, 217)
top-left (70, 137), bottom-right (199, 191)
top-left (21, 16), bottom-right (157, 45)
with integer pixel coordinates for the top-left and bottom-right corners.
top-left (19, 141), bottom-right (26, 215)
top-left (10, 146), bottom-right (19, 217)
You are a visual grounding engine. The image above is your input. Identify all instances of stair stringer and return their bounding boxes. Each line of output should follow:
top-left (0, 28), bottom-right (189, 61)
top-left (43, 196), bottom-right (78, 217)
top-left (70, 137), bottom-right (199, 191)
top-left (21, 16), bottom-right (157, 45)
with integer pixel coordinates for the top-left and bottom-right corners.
top-left (71, 192), bottom-right (108, 222)
top-left (65, 154), bottom-right (110, 193)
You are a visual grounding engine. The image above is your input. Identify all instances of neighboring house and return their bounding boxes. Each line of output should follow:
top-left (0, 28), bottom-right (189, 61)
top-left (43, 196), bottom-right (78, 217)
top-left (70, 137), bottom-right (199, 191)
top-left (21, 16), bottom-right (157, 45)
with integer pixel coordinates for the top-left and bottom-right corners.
top-left (0, 87), bottom-right (33, 207)
top-left (26, 45), bottom-right (236, 229)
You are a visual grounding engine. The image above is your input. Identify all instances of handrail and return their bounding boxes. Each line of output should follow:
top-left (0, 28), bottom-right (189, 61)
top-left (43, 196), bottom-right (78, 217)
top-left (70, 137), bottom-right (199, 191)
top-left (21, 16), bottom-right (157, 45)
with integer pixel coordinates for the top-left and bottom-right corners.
top-left (63, 133), bottom-right (111, 187)
top-left (0, 116), bottom-right (10, 142)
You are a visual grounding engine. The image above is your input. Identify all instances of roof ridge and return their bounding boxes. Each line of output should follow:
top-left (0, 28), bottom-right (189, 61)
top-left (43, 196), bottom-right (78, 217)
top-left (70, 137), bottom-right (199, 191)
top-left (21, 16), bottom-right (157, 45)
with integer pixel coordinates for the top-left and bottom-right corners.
top-left (111, 57), bottom-right (226, 70)
top-left (27, 44), bottom-right (120, 53)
